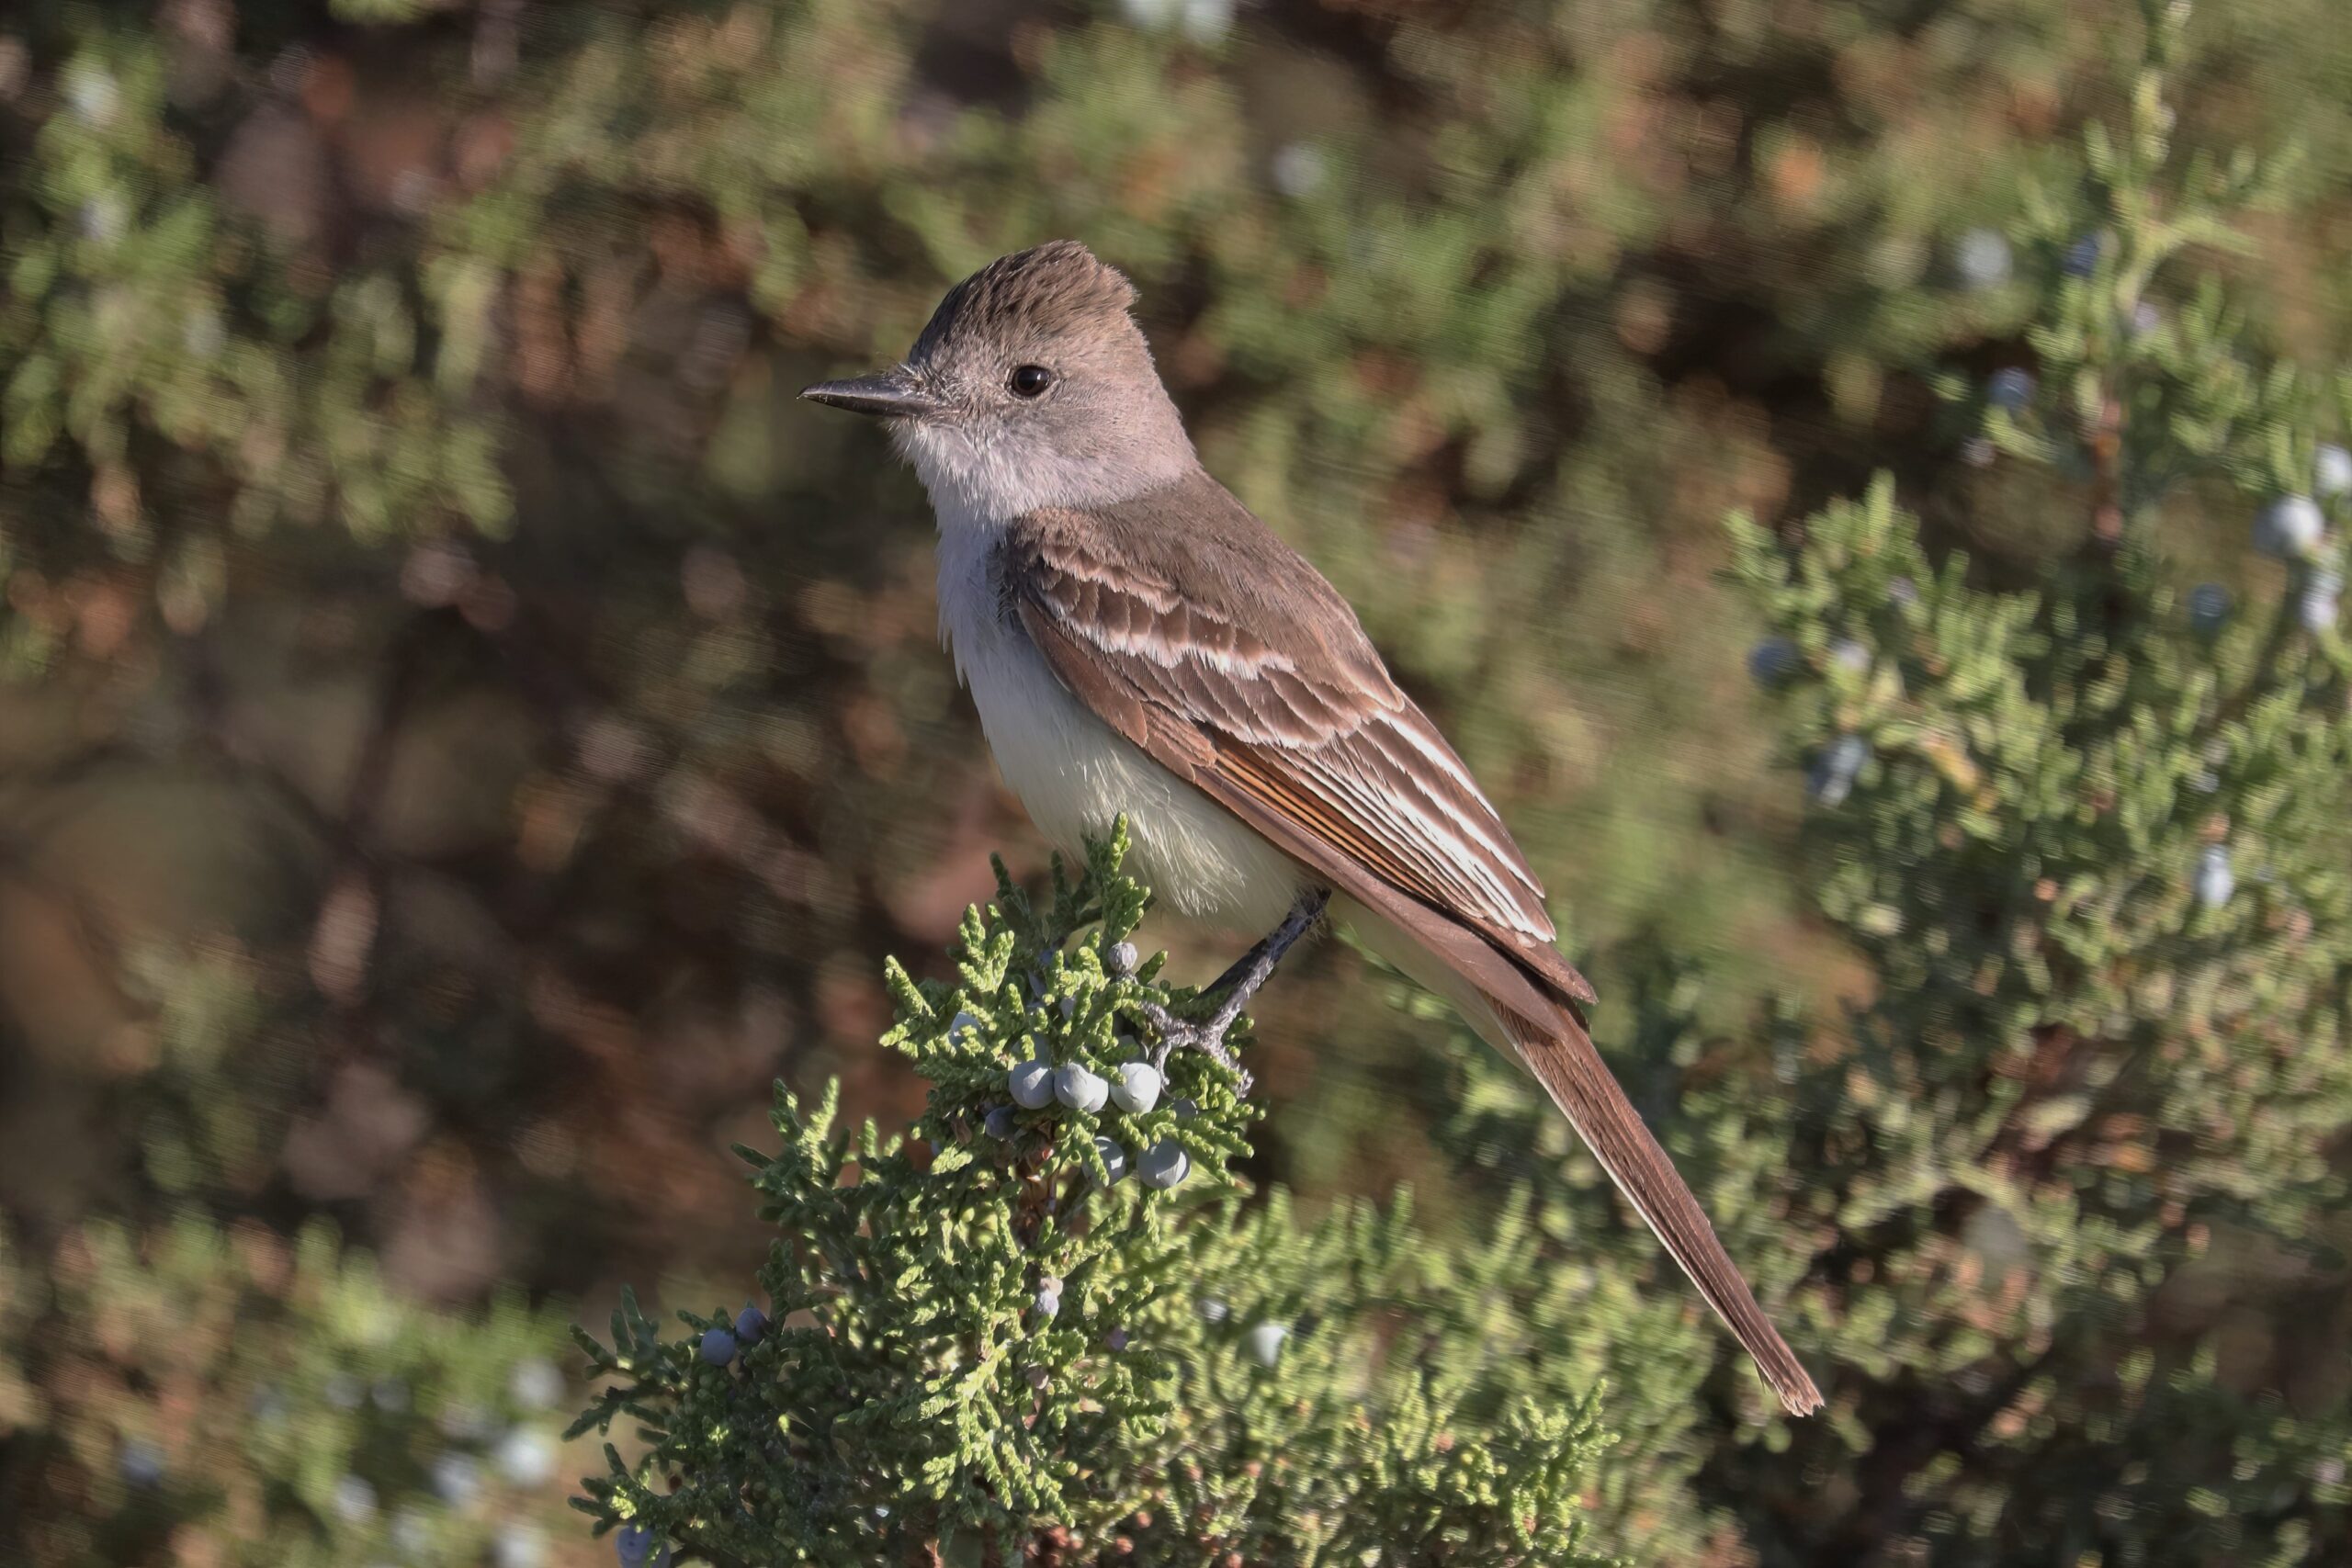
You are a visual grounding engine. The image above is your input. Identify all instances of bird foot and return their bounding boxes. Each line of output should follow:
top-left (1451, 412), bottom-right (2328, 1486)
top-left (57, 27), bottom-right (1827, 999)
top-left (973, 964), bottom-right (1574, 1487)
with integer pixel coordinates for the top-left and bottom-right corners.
top-left (1139, 889), bottom-right (1329, 1095)
top-left (1138, 1004), bottom-right (1251, 1089)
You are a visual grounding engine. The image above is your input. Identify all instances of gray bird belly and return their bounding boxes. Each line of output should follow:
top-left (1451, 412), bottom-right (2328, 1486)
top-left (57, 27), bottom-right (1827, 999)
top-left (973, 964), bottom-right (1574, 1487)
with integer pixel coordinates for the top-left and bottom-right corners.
top-left (952, 611), bottom-right (1309, 934)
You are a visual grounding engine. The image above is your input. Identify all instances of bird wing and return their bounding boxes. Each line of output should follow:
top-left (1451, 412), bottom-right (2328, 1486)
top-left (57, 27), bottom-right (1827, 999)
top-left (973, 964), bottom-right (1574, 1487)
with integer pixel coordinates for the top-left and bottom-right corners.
top-left (1001, 486), bottom-right (1596, 1016)
top-left (999, 481), bottom-right (1824, 1417)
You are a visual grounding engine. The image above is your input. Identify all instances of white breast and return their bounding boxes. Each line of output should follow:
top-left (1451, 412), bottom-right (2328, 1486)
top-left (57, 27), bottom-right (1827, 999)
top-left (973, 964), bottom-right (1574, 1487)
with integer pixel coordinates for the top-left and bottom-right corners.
top-left (933, 526), bottom-right (1308, 935)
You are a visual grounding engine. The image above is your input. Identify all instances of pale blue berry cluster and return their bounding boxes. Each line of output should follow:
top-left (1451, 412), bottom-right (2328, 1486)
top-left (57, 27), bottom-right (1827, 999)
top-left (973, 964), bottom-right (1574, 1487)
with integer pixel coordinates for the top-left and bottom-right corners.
top-left (2254, 494), bottom-right (2324, 560)
top-left (2253, 454), bottom-right (2352, 630)
top-left (1985, 367), bottom-right (2035, 413)
top-left (2188, 581), bottom-right (2230, 634)
top-left (615, 1521), bottom-right (673, 1568)
top-left (1808, 734), bottom-right (1871, 807)
top-left (216, 1351), bottom-right (578, 1565)
top-left (1954, 227), bottom-right (2012, 289)
top-left (1243, 1321), bottom-right (1290, 1368)
top-left (1192, 1296), bottom-right (1292, 1370)
top-left (2195, 844), bottom-right (2234, 909)
top-left (2300, 569), bottom-right (2342, 634)
top-left (994, 1048), bottom-right (1190, 1190)
top-left (933, 920), bottom-right (1240, 1203)
top-left (1747, 636), bottom-right (1800, 688)
top-left (693, 1303), bottom-right (769, 1369)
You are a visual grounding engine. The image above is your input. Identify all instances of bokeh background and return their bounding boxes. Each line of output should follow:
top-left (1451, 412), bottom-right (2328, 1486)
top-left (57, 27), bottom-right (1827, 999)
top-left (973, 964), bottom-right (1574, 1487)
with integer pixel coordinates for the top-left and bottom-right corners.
top-left (3, 0), bottom-right (2351, 1563)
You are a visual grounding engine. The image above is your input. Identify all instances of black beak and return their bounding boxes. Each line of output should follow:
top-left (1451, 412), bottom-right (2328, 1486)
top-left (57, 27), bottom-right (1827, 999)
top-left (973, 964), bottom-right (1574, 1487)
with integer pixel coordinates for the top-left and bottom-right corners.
top-left (800, 366), bottom-right (940, 419)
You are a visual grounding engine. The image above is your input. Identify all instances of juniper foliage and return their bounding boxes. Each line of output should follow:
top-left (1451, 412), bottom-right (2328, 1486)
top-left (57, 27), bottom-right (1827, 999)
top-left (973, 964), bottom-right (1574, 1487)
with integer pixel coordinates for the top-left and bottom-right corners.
top-left (0, 1219), bottom-right (577, 1568)
top-left (566, 825), bottom-right (1624, 1568)
top-left (1453, 8), bottom-right (2352, 1563)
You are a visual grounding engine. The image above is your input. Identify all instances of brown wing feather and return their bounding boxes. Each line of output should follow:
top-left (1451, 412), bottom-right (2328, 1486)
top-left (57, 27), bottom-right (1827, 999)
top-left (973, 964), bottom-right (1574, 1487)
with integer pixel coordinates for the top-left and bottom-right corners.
top-left (1017, 493), bottom-right (1594, 1009)
top-left (1005, 485), bottom-right (1819, 1416)
top-left (1498, 1003), bottom-right (1825, 1416)
top-left (1023, 595), bottom-right (1563, 1030)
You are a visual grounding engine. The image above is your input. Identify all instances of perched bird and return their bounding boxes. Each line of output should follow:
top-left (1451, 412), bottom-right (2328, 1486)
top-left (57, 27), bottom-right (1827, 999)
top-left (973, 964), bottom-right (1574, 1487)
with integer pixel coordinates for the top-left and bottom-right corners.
top-left (804, 241), bottom-right (1821, 1416)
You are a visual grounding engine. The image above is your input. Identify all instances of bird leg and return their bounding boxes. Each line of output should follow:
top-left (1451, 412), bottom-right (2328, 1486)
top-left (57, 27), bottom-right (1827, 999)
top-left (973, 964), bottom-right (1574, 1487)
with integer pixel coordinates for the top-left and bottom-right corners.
top-left (1141, 888), bottom-right (1329, 1091)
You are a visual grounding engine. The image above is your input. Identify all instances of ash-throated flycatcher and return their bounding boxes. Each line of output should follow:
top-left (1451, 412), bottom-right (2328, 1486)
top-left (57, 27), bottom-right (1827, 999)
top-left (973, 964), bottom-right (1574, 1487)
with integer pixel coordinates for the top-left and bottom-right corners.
top-left (805, 242), bottom-right (1821, 1416)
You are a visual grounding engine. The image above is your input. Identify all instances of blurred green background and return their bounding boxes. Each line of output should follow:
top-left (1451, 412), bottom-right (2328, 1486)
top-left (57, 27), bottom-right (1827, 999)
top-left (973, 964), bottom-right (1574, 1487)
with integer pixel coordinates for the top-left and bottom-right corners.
top-left (2, 0), bottom-right (2349, 1563)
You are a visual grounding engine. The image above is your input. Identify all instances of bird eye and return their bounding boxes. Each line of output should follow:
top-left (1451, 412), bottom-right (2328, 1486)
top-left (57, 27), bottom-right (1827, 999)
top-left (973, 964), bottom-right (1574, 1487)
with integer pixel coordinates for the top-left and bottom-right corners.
top-left (1008, 365), bottom-right (1056, 398)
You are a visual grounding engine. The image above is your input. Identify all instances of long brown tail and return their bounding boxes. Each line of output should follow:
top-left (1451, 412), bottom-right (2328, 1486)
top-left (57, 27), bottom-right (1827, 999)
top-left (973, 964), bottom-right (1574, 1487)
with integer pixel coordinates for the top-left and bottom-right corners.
top-left (1496, 997), bottom-right (1824, 1416)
